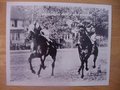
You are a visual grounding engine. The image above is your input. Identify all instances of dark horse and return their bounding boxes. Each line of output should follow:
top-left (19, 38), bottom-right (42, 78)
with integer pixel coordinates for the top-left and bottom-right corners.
top-left (76, 25), bottom-right (98, 78)
top-left (25, 30), bottom-right (57, 77)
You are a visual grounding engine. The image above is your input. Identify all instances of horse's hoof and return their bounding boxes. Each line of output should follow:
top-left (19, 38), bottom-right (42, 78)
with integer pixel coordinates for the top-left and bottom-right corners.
top-left (32, 70), bottom-right (36, 74)
top-left (78, 71), bottom-right (80, 74)
top-left (43, 66), bottom-right (46, 70)
top-left (93, 66), bottom-right (96, 68)
top-left (37, 72), bottom-right (41, 77)
top-left (81, 75), bottom-right (84, 78)
top-left (38, 74), bottom-right (40, 77)
top-left (51, 74), bottom-right (54, 76)
top-left (86, 68), bottom-right (89, 71)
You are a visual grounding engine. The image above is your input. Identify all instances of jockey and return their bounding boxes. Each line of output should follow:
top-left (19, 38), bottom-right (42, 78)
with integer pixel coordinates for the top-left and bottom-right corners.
top-left (27, 21), bottom-right (40, 53)
top-left (84, 20), bottom-right (97, 45)
top-left (34, 20), bottom-right (41, 35)
top-left (83, 20), bottom-right (97, 53)
top-left (40, 26), bottom-right (52, 46)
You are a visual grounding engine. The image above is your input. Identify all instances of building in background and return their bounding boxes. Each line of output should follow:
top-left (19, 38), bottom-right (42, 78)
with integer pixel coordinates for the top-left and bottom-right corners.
top-left (10, 7), bottom-right (27, 50)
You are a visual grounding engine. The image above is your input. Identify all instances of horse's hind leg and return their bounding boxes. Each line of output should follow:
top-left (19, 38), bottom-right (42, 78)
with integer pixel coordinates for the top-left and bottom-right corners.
top-left (93, 46), bottom-right (98, 68)
top-left (28, 53), bottom-right (36, 74)
top-left (93, 54), bottom-right (98, 68)
top-left (37, 64), bottom-right (42, 77)
top-left (51, 56), bottom-right (56, 76)
top-left (78, 61), bottom-right (82, 74)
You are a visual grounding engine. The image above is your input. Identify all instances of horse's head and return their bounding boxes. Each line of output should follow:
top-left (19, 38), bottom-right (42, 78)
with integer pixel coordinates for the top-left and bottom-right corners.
top-left (25, 21), bottom-right (41, 41)
top-left (77, 25), bottom-right (93, 50)
top-left (78, 25), bottom-right (86, 36)
top-left (25, 26), bottom-right (35, 42)
top-left (76, 25), bottom-right (86, 42)
top-left (75, 25), bottom-right (89, 47)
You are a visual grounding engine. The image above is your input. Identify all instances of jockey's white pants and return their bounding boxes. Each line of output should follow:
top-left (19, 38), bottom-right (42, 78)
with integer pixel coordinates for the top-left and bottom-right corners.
top-left (90, 33), bottom-right (96, 44)
top-left (30, 41), bottom-right (34, 52)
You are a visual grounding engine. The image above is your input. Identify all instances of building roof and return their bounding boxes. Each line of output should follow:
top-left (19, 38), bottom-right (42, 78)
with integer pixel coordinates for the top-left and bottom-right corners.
top-left (11, 6), bottom-right (25, 20)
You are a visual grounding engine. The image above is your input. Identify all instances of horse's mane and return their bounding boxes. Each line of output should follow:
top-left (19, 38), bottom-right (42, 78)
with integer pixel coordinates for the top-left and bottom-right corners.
top-left (37, 34), bottom-right (48, 45)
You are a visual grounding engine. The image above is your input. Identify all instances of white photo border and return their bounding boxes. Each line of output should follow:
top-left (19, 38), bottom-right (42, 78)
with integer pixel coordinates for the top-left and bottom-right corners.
top-left (6, 2), bottom-right (112, 86)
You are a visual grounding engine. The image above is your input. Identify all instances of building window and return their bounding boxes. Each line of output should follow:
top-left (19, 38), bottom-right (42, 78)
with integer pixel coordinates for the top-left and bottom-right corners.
top-left (18, 33), bottom-right (20, 40)
top-left (12, 33), bottom-right (14, 40)
top-left (16, 33), bottom-right (20, 40)
top-left (15, 20), bottom-right (17, 27)
top-left (16, 33), bottom-right (18, 40)
top-left (18, 21), bottom-right (23, 27)
top-left (11, 21), bottom-right (14, 27)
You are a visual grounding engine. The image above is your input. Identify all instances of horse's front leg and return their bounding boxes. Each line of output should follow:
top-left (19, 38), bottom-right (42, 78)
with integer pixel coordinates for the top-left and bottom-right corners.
top-left (37, 56), bottom-right (46, 77)
top-left (85, 54), bottom-right (91, 71)
top-left (41, 55), bottom-right (46, 69)
top-left (81, 62), bottom-right (85, 78)
top-left (78, 61), bottom-right (82, 74)
top-left (77, 46), bottom-right (82, 74)
top-left (78, 60), bottom-right (85, 78)
top-left (37, 64), bottom-right (42, 77)
top-left (28, 53), bottom-right (36, 74)
top-left (78, 53), bottom-right (85, 78)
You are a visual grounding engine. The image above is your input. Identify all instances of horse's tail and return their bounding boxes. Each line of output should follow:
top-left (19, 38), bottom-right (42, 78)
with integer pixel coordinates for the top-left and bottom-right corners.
top-left (49, 40), bottom-right (60, 49)
top-left (56, 43), bottom-right (63, 48)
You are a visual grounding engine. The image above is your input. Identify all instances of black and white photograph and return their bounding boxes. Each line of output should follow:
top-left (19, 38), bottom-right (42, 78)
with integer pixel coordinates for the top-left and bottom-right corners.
top-left (6, 2), bottom-right (112, 86)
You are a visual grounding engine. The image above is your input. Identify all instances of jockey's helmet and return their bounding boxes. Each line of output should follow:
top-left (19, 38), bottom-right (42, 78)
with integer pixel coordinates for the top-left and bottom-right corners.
top-left (83, 20), bottom-right (92, 27)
